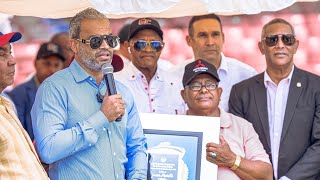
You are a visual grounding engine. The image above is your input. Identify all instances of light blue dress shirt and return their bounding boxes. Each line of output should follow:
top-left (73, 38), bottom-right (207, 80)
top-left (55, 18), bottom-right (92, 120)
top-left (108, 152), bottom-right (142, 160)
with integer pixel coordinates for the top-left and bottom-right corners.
top-left (31, 60), bottom-right (147, 180)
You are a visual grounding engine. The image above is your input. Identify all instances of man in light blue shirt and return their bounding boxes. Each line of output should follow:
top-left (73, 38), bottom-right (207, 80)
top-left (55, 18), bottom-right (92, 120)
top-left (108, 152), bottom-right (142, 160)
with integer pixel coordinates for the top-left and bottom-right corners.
top-left (31, 8), bottom-right (147, 179)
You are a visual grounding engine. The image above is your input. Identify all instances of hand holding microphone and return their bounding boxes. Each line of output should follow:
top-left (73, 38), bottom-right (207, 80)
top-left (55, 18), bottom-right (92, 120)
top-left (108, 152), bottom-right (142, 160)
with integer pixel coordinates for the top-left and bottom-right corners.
top-left (100, 62), bottom-right (124, 122)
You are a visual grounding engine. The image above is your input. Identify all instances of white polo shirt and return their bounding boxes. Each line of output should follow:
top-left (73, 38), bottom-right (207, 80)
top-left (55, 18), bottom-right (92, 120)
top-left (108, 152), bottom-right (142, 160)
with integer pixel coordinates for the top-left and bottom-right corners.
top-left (115, 62), bottom-right (186, 114)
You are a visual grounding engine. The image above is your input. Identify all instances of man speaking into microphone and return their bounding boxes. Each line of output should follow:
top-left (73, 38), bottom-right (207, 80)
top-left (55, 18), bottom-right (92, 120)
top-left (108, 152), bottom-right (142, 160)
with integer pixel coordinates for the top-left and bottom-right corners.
top-left (31, 8), bottom-right (148, 180)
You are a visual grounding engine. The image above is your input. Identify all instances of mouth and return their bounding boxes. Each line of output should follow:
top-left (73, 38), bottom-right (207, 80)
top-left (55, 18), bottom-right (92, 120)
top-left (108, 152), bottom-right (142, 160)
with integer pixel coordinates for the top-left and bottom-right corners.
top-left (274, 52), bottom-right (288, 57)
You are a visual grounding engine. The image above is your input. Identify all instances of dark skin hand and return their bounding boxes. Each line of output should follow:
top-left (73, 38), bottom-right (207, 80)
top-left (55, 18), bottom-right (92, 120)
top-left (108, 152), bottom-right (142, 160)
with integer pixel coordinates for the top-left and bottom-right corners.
top-left (206, 135), bottom-right (236, 168)
top-left (100, 93), bottom-right (125, 122)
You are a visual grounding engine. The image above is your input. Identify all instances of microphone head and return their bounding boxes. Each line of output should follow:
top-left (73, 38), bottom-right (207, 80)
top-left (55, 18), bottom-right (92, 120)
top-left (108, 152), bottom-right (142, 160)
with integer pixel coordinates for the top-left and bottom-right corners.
top-left (102, 63), bottom-right (114, 75)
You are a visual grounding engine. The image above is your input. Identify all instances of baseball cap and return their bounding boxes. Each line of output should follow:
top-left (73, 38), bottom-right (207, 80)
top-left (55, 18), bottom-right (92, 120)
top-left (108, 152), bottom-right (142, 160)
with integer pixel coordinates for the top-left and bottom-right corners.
top-left (118, 24), bottom-right (131, 44)
top-left (182, 59), bottom-right (220, 87)
top-left (0, 32), bottom-right (22, 46)
top-left (36, 42), bottom-right (66, 61)
top-left (128, 18), bottom-right (163, 40)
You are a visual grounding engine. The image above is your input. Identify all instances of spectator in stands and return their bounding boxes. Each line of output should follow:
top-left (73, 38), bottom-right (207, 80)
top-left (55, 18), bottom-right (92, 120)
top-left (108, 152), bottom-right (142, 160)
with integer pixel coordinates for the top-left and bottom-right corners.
top-left (115, 18), bottom-right (185, 114)
top-left (229, 18), bottom-right (320, 179)
top-left (173, 13), bottom-right (257, 112)
top-left (181, 59), bottom-right (272, 179)
top-left (50, 32), bottom-right (74, 68)
top-left (115, 24), bottom-right (131, 65)
top-left (8, 42), bottom-right (65, 140)
top-left (0, 31), bottom-right (48, 179)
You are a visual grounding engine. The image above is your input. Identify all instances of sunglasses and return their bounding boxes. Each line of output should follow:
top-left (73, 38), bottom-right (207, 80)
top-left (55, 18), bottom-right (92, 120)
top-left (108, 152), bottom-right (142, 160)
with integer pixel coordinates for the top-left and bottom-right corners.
top-left (132, 40), bottom-right (164, 52)
top-left (187, 82), bottom-right (218, 91)
top-left (263, 34), bottom-right (296, 47)
top-left (77, 35), bottom-right (119, 49)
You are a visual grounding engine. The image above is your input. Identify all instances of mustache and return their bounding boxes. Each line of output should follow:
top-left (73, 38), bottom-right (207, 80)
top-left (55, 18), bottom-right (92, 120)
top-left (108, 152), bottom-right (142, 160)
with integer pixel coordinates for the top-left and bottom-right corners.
top-left (95, 48), bottom-right (113, 58)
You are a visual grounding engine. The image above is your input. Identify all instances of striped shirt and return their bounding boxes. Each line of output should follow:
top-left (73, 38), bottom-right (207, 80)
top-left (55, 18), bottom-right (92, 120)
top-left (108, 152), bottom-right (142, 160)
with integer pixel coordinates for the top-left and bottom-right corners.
top-left (0, 96), bottom-right (48, 180)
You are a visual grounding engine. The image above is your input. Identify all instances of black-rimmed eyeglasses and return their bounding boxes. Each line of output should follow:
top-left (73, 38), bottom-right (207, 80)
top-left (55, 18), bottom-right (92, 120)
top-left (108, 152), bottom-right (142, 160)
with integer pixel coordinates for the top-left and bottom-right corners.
top-left (187, 83), bottom-right (218, 91)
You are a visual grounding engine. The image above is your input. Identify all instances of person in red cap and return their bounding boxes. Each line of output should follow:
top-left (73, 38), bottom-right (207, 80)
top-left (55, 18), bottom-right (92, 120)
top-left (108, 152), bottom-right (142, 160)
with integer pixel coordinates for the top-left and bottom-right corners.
top-left (0, 32), bottom-right (48, 179)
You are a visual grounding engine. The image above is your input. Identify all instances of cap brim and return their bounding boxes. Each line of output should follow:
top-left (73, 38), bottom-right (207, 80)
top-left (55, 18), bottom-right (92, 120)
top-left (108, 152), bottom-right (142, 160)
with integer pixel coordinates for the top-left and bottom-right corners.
top-left (112, 54), bottom-right (124, 72)
top-left (129, 25), bottom-right (163, 40)
top-left (0, 32), bottom-right (22, 46)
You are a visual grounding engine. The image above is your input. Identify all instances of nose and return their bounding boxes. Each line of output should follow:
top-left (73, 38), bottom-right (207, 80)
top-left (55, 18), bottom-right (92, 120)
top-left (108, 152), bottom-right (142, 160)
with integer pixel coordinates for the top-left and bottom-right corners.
top-left (99, 38), bottom-right (111, 49)
top-left (200, 85), bottom-right (208, 93)
top-left (8, 54), bottom-right (16, 66)
top-left (206, 36), bottom-right (215, 46)
top-left (143, 42), bottom-right (153, 52)
top-left (276, 35), bottom-right (285, 48)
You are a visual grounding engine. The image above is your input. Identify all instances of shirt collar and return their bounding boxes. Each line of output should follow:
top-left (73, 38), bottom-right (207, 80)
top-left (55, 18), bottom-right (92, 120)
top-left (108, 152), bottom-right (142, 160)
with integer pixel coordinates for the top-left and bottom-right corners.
top-left (128, 62), bottom-right (163, 81)
top-left (218, 53), bottom-right (228, 74)
top-left (220, 108), bottom-right (232, 128)
top-left (264, 66), bottom-right (295, 86)
top-left (69, 59), bottom-right (92, 83)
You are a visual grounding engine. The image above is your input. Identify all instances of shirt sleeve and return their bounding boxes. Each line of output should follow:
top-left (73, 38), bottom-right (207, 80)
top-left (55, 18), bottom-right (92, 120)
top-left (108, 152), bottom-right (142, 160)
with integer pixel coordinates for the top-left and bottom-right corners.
top-left (124, 91), bottom-right (148, 179)
top-left (31, 81), bottom-right (110, 164)
top-left (243, 123), bottom-right (271, 164)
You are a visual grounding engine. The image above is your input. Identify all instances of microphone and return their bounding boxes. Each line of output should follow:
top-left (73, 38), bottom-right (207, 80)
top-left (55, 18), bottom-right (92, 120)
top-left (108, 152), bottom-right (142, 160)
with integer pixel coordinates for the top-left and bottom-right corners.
top-left (102, 63), bottom-right (121, 122)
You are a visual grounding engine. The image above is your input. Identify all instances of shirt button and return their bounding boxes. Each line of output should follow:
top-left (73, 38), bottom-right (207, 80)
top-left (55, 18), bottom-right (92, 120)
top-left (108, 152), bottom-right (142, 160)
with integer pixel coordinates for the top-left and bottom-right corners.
top-left (89, 78), bottom-right (93, 81)
top-left (153, 109), bottom-right (155, 112)
top-left (103, 128), bottom-right (106, 131)
top-left (89, 144), bottom-right (92, 147)
top-left (113, 152), bottom-right (116, 156)
top-left (145, 87), bottom-right (148, 90)
top-left (116, 174), bottom-right (119, 178)
top-left (109, 130), bottom-right (111, 134)
top-left (275, 133), bottom-right (279, 137)
top-left (151, 99), bottom-right (154, 101)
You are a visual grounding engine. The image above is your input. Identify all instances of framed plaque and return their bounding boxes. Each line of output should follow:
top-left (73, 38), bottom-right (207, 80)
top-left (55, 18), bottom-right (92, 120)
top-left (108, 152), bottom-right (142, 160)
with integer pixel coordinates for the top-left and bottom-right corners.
top-left (139, 113), bottom-right (220, 180)
top-left (144, 129), bottom-right (203, 180)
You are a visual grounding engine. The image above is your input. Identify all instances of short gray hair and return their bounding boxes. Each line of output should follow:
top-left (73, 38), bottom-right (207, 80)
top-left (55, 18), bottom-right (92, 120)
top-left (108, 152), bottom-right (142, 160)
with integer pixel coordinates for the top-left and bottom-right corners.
top-left (69, 8), bottom-right (109, 39)
top-left (261, 18), bottom-right (295, 39)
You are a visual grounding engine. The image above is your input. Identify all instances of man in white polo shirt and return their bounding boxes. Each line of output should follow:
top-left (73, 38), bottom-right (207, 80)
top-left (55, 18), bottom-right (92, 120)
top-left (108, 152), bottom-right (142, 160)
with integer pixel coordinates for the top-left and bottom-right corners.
top-left (173, 13), bottom-right (257, 112)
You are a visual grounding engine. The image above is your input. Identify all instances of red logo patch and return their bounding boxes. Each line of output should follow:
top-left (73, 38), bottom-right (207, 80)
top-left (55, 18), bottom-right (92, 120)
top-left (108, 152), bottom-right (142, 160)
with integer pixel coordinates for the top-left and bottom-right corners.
top-left (138, 18), bottom-right (152, 25)
top-left (195, 60), bottom-right (205, 68)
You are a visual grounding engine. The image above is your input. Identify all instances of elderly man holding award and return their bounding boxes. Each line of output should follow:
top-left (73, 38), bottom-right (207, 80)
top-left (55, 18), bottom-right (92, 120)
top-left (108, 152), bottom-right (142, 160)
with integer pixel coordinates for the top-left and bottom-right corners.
top-left (180, 59), bottom-right (272, 179)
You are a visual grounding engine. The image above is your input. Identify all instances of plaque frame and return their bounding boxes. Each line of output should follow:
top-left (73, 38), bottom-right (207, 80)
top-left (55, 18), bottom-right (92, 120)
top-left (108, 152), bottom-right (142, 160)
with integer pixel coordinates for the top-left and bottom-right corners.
top-left (144, 129), bottom-right (203, 180)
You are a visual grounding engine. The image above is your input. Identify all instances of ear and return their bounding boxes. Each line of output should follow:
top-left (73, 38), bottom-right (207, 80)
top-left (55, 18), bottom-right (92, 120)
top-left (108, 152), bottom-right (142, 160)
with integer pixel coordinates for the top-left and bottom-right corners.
top-left (186, 35), bottom-right (192, 47)
top-left (293, 39), bottom-right (299, 54)
top-left (258, 41), bottom-right (265, 55)
top-left (70, 39), bottom-right (79, 53)
top-left (222, 32), bottom-right (225, 43)
top-left (180, 89), bottom-right (187, 103)
top-left (124, 41), bottom-right (131, 53)
top-left (217, 87), bottom-right (223, 100)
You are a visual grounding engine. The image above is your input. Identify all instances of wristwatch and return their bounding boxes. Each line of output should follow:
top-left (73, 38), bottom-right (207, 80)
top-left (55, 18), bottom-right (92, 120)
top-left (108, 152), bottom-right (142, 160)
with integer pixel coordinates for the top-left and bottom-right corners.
top-left (231, 155), bottom-right (241, 171)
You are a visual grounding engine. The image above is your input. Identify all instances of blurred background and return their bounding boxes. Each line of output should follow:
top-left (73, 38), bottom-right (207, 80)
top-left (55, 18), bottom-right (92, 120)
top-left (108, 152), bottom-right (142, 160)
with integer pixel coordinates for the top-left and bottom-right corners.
top-left (3, 1), bottom-right (320, 87)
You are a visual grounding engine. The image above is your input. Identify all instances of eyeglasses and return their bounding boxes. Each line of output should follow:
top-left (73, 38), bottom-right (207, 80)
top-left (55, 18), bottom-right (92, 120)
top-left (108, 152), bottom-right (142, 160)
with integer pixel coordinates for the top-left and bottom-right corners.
top-left (187, 83), bottom-right (218, 91)
top-left (76, 35), bottom-right (120, 49)
top-left (132, 40), bottom-right (164, 52)
top-left (263, 34), bottom-right (296, 47)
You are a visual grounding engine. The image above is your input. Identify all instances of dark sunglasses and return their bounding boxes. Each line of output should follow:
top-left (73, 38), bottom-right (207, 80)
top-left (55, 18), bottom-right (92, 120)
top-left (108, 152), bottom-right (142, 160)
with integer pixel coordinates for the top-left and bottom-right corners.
top-left (263, 34), bottom-right (296, 47)
top-left (187, 83), bottom-right (218, 91)
top-left (132, 40), bottom-right (164, 52)
top-left (77, 35), bottom-right (119, 49)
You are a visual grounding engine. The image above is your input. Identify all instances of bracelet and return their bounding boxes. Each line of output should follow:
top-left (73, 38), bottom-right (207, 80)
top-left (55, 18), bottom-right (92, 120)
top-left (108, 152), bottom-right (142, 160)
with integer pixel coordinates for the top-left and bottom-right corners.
top-left (230, 155), bottom-right (241, 171)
